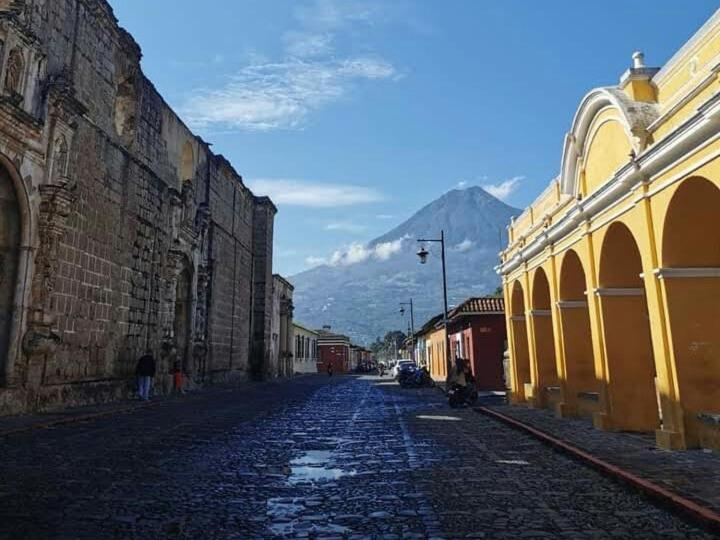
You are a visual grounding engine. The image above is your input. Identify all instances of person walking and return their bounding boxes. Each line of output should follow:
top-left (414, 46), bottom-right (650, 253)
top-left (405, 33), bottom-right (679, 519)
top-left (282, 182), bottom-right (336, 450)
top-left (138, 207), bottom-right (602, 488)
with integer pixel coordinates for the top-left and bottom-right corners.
top-left (136, 349), bottom-right (156, 401)
top-left (327, 360), bottom-right (334, 377)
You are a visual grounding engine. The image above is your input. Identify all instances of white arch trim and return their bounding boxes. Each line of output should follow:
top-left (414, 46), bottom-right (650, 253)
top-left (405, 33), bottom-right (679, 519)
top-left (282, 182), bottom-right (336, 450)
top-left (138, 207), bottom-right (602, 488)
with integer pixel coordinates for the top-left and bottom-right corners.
top-left (559, 87), bottom-right (659, 196)
top-left (498, 91), bottom-right (720, 277)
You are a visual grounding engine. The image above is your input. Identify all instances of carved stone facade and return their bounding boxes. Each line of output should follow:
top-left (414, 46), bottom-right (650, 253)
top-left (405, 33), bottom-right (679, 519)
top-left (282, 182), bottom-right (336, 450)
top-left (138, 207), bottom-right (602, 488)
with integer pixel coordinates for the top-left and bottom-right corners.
top-left (269, 275), bottom-right (294, 378)
top-left (0, 1), bottom-right (276, 414)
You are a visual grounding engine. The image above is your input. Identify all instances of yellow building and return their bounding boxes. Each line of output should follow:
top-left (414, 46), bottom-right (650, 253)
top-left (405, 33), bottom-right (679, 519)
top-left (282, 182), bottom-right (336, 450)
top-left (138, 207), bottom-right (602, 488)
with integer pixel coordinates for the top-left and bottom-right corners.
top-left (500, 10), bottom-right (720, 451)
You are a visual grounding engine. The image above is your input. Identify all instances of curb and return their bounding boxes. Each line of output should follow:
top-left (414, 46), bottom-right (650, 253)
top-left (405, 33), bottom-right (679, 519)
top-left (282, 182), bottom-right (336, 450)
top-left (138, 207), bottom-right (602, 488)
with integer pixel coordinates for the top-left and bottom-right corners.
top-left (476, 406), bottom-right (720, 533)
top-left (0, 400), bottom-right (162, 438)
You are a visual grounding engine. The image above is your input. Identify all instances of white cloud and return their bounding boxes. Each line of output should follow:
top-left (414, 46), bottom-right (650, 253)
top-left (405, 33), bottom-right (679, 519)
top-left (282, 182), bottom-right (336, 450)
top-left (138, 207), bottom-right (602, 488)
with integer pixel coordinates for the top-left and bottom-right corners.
top-left (374, 237), bottom-right (405, 260)
top-left (284, 32), bottom-right (334, 58)
top-left (456, 180), bottom-right (469, 189)
top-left (325, 221), bottom-right (367, 233)
top-left (454, 239), bottom-right (474, 252)
top-left (181, 56), bottom-right (396, 131)
top-left (247, 178), bottom-right (383, 207)
top-left (181, 0), bottom-right (398, 131)
top-left (376, 214), bottom-right (395, 220)
top-left (305, 256), bottom-right (328, 267)
top-left (323, 235), bottom-right (408, 267)
top-left (295, 0), bottom-right (379, 30)
top-left (482, 176), bottom-right (524, 201)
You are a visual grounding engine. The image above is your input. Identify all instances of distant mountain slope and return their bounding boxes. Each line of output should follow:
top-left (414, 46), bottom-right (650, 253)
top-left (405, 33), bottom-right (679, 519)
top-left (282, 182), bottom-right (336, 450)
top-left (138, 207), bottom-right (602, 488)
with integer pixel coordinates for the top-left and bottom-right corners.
top-left (290, 187), bottom-right (520, 344)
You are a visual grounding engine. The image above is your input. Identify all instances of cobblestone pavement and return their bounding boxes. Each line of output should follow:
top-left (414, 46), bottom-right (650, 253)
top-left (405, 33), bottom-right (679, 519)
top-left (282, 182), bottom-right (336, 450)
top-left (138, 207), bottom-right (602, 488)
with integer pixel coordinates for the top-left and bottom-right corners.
top-left (486, 404), bottom-right (720, 515)
top-left (0, 376), bottom-right (714, 539)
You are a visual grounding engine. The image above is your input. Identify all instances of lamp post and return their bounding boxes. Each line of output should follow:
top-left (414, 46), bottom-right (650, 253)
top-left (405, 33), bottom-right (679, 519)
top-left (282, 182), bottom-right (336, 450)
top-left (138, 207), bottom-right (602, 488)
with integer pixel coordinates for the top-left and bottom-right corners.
top-left (399, 299), bottom-right (415, 362)
top-left (417, 230), bottom-right (451, 381)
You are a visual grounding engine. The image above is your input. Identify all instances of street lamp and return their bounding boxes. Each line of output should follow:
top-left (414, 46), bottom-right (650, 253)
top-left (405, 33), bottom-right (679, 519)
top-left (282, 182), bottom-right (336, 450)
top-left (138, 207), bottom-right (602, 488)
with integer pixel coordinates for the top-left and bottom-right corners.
top-left (417, 230), bottom-right (451, 382)
top-left (399, 299), bottom-right (415, 362)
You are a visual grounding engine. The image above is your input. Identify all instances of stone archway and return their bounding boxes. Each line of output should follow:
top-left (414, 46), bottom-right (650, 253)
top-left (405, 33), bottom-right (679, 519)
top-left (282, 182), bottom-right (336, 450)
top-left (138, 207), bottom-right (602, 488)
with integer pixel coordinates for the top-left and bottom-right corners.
top-left (530, 268), bottom-right (559, 408)
top-left (660, 177), bottom-right (720, 446)
top-left (557, 249), bottom-right (598, 417)
top-left (174, 266), bottom-right (192, 372)
top-left (509, 280), bottom-right (531, 402)
top-left (597, 222), bottom-right (659, 432)
top-left (0, 164), bottom-right (20, 374)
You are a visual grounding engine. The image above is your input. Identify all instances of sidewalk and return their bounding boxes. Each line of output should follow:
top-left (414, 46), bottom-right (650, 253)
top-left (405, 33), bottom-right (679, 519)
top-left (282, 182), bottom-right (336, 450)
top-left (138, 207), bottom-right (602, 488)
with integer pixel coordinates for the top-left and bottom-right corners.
top-left (480, 404), bottom-right (720, 529)
top-left (0, 376), bottom-right (309, 438)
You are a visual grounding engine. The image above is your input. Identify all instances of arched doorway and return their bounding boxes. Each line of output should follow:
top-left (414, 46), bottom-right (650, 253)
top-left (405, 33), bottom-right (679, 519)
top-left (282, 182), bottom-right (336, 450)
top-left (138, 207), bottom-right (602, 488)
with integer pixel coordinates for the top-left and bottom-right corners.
top-left (598, 222), bottom-right (659, 431)
top-left (174, 267), bottom-right (192, 372)
top-left (510, 280), bottom-right (531, 401)
top-left (0, 164), bottom-right (20, 374)
top-left (660, 177), bottom-right (720, 445)
top-left (558, 249), bottom-right (598, 416)
top-left (530, 268), bottom-right (559, 408)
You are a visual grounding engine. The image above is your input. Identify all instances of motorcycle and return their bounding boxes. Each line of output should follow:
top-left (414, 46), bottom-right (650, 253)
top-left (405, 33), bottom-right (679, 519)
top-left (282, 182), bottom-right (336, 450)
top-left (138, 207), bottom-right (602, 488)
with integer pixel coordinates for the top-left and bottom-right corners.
top-left (447, 381), bottom-right (479, 408)
top-left (399, 367), bottom-right (434, 388)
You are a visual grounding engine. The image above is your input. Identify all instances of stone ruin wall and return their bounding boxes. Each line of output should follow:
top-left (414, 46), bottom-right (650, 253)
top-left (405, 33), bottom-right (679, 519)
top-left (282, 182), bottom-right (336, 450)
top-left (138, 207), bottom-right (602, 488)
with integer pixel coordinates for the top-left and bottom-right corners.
top-left (0, 0), bottom-right (276, 414)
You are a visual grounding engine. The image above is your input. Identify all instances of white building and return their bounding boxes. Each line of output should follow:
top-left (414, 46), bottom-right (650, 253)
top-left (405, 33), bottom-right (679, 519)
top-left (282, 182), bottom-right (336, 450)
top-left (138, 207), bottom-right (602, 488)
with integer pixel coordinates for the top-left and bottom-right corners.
top-left (293, 322), bottom-right (319, 374)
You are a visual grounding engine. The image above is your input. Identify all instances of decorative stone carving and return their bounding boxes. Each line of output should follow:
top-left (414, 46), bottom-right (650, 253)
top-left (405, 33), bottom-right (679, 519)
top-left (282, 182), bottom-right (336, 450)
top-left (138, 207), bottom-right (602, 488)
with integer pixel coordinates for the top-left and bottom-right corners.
top-left (4, 47), bottom-right (23, 97)
top-left (30, 180), bottom-right (75, 310)
top-left (51, 135), bottom-right (69, 182)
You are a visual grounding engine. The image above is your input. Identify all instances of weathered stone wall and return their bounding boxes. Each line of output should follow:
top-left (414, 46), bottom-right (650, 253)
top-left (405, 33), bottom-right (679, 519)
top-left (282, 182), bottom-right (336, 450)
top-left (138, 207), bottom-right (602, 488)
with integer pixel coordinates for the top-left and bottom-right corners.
top-left (0, 0), bottom-right (276, 414)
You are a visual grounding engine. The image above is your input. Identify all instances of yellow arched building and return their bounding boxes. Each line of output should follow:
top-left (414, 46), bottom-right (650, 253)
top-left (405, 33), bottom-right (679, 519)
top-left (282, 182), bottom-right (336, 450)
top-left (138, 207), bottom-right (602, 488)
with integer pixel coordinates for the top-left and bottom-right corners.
top-left (500, 10), bottom-right (720, 451)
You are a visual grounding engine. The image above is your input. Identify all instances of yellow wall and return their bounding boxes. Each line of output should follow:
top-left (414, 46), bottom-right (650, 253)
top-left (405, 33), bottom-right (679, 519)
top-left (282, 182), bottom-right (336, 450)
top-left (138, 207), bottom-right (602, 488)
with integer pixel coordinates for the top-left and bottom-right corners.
top-left (424, 326), bottom-right (447, 381)
top-left (582, 117), bottom-right (632, 197)
top-left (499, 9), bottom-right (720, 451)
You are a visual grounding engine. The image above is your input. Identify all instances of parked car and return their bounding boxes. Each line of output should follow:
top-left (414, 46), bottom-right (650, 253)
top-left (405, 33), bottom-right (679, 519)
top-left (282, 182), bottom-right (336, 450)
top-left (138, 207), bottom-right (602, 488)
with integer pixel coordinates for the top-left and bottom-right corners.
top-left (392, 360), bottom-right (416, 379)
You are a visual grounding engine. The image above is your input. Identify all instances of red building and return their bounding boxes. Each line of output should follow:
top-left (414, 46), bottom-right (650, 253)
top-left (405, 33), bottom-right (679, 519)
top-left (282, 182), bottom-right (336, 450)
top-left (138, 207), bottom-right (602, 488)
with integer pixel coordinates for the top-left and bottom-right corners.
top-left (447, 297), bottom-right (506, 391)
top-left (316, 327), bottom-right (351, 373)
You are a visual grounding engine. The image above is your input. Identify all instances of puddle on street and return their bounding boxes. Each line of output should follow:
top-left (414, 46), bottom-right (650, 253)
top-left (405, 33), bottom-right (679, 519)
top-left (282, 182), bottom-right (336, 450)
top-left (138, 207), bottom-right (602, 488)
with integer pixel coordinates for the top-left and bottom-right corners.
top-left (286, 450), bottom-right (356, 485)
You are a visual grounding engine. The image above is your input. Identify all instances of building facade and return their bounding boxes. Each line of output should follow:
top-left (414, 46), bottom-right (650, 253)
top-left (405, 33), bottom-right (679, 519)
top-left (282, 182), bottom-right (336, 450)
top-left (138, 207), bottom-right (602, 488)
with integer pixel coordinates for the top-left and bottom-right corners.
top-left (500, 10), bottom-right (720, 450)
top-left (0, 1), bottom-right (277, 415)
top-left (447, 297), bottom-right (506, 391)
top-left (317, 327), bottom-right (350, 373)
top-left (270, 275), bottom-right (294, 378)
top-left (292, 322), bottom-right (318, 374)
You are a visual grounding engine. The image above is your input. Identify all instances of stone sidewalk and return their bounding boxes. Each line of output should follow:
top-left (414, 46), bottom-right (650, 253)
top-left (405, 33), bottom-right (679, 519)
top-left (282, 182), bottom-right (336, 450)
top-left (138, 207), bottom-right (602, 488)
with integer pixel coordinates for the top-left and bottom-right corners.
top-left (483, 405), bottom-right (720, 520)
top-left (0, 377), bottom-right (305, 437)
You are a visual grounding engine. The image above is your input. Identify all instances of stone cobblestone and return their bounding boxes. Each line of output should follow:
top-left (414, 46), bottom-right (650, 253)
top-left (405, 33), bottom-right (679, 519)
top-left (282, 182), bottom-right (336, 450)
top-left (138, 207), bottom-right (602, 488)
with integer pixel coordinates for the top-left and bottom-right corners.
top-left (0, 376), bottom-right (713, 539)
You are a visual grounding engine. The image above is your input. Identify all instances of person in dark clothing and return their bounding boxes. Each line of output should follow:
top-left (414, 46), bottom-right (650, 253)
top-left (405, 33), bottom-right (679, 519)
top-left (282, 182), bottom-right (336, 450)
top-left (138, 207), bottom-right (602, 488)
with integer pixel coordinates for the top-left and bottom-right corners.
top-left (135, 350), bottom-right (156, 401)
top-left (327, 361), bottom-right (334, 377)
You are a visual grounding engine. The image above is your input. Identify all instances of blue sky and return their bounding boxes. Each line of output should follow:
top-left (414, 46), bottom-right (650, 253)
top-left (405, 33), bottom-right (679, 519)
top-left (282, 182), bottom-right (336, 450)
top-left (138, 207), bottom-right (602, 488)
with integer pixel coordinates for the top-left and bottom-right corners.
top-left (111, 1), bottom-right (717, 276)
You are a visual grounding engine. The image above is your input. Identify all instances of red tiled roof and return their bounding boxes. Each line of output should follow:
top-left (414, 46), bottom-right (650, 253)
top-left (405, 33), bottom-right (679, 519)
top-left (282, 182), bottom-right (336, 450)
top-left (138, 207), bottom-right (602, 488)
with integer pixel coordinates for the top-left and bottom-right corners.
top-left (448, 296), bottom-right (505, 319)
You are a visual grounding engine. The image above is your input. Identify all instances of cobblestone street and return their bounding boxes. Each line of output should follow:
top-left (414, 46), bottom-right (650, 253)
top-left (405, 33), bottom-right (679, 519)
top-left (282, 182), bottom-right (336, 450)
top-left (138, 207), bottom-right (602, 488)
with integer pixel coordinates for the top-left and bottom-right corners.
top-left (0, 376), bottom-right (713, 539)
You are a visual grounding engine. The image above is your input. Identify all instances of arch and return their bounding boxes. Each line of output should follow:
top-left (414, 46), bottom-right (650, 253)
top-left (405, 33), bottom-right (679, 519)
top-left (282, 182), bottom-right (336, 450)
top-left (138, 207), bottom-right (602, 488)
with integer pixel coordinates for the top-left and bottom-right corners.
top-left (529, 267), bottom-right (559, 407)
top-left (0, 163), bottom-right (21, 377)
top-left (557, 249), bottom-right (598, 416)
top-left (174, 263), bottom-right (193, 373)
top-left (661, 177), bottom-right (720, 268)
top-left (659, 177), bottom-right (720, 444)
top-left (0, 154), bottom-right (31, 386)
top-left (597, 222), bottom-right (659, 431)
top-left (180, 141), bottom-right (194, 183)
top-left (559, 87), bottom-right (658, 196)
top-left (509, 280), bottom-right (531, 401)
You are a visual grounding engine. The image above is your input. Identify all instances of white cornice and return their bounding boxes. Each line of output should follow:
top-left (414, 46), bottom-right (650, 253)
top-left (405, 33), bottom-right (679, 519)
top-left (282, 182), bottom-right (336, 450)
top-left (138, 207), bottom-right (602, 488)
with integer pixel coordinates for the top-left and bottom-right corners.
top-left (653, 9), bottom-right (720, 85)
top-left (556, 301), bottom-right (588, 309)
top-left (499, 90), bottom-right (720, 277)
top-left (594, 287), bottom-right (644, 297)
top-left (649, 60), bottom-right (720, 134)
top-left (654, 267), bottom-right (720, 279)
